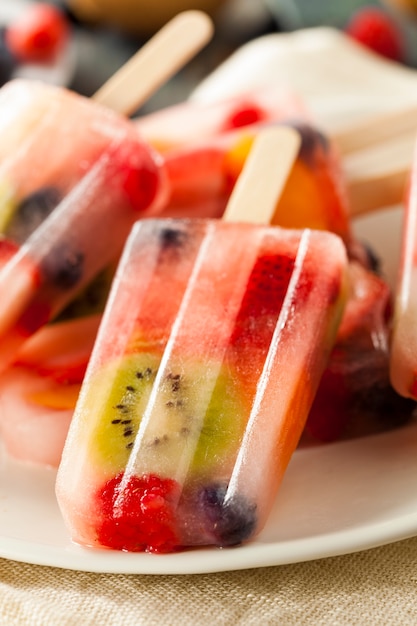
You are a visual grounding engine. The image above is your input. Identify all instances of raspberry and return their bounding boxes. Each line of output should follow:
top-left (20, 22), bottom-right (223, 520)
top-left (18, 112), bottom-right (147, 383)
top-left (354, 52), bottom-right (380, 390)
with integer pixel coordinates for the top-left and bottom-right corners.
top-left (96, 472), bottom-right (181, 553)
top-left (345, 7), bottom-right (404, 62)
top-left (109, 139), bottom-right (163, 213)
top-left (0, 237), bottom-right (19, 267)
top-left (5, 3), bottom-right (70, 64)
top-left (222, 103), bottom-right (267, 131)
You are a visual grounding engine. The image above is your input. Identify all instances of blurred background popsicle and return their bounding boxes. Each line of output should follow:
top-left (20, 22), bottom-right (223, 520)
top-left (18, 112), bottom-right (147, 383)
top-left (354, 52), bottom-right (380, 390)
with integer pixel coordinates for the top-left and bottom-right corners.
top-left (135, 87), bottom-right (309, 152)
top-left (160, 119), bottom-right (352, 245)
top-left (0, 11), bottom-right (215, 372)
top-left (56, 126), bottom-right (348, 553)
top-left (390, 139), bottom-right (417, 399)
top-left (0, 10), bottom-right (214, 241)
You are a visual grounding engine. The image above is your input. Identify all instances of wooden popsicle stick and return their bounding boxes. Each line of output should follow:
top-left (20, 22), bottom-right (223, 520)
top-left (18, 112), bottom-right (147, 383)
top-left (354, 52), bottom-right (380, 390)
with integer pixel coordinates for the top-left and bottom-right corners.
top-left (343, 133), bottom-right (415, 216)
top-left (332, 103), bottom-right (417, 156)
top-left (222, 126), bottom-right (301, 225)
top-left (347, 167), bottom-right (408, 217)
top-left (93, 11), bottom-right (213, 116)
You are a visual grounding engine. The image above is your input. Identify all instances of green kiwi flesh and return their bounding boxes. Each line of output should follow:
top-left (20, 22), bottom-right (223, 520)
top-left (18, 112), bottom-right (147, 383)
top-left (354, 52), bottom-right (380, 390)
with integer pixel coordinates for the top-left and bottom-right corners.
top-left (87, 352), bottom-right (246, 477)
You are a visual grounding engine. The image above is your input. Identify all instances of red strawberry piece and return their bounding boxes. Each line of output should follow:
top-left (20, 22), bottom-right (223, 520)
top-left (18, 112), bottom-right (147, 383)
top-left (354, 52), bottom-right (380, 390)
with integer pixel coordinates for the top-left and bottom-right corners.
top-left (345, 7), bottom-right (404, 62)
top-left (5, 3), bottom-right (70, 64)
top-left (222, 103), bottom-right (267, 132)
top-left (304, 262), bottom-right (415, 443)
top-left (97, 472), bottom-right (181, 553)
top-left (0, 236), bottom-right (19, 267)
top-left (110, 138), bottom-right (163, 213)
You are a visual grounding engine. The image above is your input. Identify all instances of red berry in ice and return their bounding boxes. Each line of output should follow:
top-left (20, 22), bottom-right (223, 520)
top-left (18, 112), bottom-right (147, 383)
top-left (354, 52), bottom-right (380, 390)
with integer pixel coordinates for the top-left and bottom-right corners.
top-left (121, 160), bottom-right (161, 212)
top-left (237, 253), bottom-right (295, 319)
top-left (5, 3), bottom-right (70, 64)
top-left (345, 7), bottom-right (404, 62)
top-left (222, 103), bottom-right (267, 131)
top-left (96, 472), bottom-right (181, 553)
top-left (110, 139), bottom-right (163, 213)
top-left (0, 236), bottom-right (19, 267)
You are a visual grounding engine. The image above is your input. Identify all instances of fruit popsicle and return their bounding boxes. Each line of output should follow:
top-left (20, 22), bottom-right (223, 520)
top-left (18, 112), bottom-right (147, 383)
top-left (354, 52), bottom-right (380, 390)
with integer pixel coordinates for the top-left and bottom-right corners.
top-left (162, 120), bottom-right (351, 245)
top-left (0, 127), bottom-right (166, 372)
top-left (390, 141), bottom-right (417, 399)
top-left (0, 11), bottom-right (218, 371)
top-left (135, 87), bottom-right (308, 152)
top-left (0, 79), bottom-right (158, 241)
top-left (305, 261), bottom-right (416, 443)
top-left (56, 128), bottom-right (348, 553)
top-left (0, 11), bottom-right (214, 241)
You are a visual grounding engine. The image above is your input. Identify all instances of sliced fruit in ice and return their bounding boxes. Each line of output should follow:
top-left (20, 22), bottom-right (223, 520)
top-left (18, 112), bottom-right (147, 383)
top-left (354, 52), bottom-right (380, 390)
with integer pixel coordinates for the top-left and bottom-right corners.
top-left (56, 128), bottom-right (348, 553)
top-left (162, 120), bottom-right (352, 247)
top-left (135, 86), bottom-right (308, 151)
top-left (0, 314), bottom-right (100, 467)
top-left (304, 262), bottom-right (416, 443)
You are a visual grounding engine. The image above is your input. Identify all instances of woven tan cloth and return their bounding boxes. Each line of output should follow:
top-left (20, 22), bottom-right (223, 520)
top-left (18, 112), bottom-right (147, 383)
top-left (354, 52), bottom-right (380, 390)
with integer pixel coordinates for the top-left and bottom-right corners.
top-left (1, 537), bottom-right (417, 625)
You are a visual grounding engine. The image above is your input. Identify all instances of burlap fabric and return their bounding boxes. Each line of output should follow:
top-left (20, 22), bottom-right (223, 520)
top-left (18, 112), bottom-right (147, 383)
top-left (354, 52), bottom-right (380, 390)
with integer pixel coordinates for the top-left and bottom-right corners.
top-left (1, 536), bottom-right (417, 625)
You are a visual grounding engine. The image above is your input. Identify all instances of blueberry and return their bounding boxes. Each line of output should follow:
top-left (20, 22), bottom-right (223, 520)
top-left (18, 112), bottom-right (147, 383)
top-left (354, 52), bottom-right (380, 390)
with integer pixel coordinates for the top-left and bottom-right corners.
top-left (353, 376), bottom-right (416, 430)
top-left (0, 29), bottom-right (17, 87)
top-left (360, 242), bottom-right (382, 275)
top-left (6, 187), bottom-right (62, 244)
top-left (199, 484), bottom-right (257, 546)
top-left (286, 122), bottom-right (329, 165)
top-left (41, 244), bottom-right (85, 290)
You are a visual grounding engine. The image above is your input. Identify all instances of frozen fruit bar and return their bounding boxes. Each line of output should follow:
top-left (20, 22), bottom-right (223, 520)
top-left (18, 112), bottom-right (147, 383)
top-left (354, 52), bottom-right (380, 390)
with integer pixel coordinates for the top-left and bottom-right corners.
top-left (0, 124), bottom-right (166, 372)
top-left (136, 87), bottom-right (308, 152)
top-left (0, 313), bottom-right (101, 468)
top-left (305, 262), bottom-right (416, 443)
top-left (56, 218), bottom-right (347, 553)
top-left (162, 121), bottom-right (352, 245)
top-left (0, 79), bottom-right (166, 243)
top-left (390, 144), bottom-right (417, 399)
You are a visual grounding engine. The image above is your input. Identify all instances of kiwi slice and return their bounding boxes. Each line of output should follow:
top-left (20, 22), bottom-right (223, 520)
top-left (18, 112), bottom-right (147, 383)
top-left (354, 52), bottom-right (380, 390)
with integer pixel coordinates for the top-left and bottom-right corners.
top-left (0, 180), bottom-right (17, 233)
top-left (85, 352), bottom-right (246, 477)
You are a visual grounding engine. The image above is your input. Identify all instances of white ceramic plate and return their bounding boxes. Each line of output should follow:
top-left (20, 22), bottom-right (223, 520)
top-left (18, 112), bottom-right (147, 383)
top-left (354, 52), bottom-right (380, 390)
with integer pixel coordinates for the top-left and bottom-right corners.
top-left (0, 207), bottom-right (414, 576)
top-left (0, 28), bottom-right (416, 576)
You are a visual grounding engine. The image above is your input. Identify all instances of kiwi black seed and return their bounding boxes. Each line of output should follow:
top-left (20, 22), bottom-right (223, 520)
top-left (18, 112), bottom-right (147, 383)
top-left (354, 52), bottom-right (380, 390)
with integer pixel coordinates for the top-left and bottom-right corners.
top-left (6, 186), bottom-right (62, 244)
top-left (56, 265), bottom-right (115, 321)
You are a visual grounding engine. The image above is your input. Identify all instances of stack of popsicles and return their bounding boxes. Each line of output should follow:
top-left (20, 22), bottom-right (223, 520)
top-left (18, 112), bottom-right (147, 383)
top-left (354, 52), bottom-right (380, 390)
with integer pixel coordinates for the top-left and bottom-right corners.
top-left (0, 11), bottom-right (414, 555)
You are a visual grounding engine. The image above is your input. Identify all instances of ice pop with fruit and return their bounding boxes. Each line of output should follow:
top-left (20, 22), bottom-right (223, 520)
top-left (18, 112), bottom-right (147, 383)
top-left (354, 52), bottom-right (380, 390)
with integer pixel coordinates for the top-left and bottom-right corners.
top-left (0, 12), bottom-right (215, 370)
top-left (56, 127), bottom-right (348, 553)
top-left (0, 11), bottom-right (214, 241)
top-left (0, 79), bottom-right (163, 241)
top-left (135, 87), bottom-right (308, 152)
top-left (161, 120), bottom-right (352, 246)
top-left (390, 140), bottom-right (417, 400)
